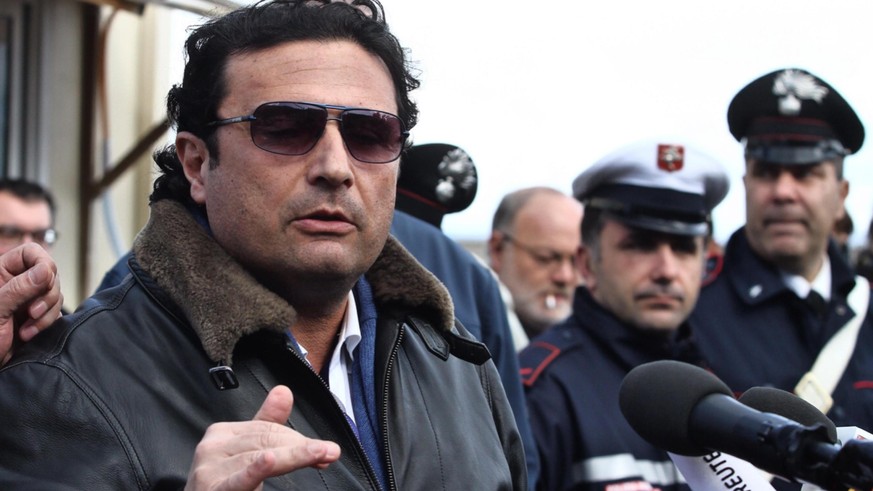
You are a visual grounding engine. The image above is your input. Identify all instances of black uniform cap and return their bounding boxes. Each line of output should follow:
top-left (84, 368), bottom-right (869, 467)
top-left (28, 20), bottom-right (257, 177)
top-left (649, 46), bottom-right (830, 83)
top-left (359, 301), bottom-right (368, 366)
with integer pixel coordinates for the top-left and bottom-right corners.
top-left (396, 143), bottom-right (478, 229)
top-left (727, 68), bottom-right (865, 164)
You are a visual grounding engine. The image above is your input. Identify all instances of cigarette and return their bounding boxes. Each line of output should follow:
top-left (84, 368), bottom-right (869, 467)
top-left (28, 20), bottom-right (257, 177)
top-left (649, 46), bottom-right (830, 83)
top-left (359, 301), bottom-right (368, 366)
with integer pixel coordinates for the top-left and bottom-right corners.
top-left (545, 294), bottom-right (557, 310)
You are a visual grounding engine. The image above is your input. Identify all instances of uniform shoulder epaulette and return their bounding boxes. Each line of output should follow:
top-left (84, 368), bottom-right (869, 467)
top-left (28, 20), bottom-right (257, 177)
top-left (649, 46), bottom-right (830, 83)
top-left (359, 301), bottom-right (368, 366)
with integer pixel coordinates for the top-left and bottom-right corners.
top-left (519, 340), bottom-right (563, 387)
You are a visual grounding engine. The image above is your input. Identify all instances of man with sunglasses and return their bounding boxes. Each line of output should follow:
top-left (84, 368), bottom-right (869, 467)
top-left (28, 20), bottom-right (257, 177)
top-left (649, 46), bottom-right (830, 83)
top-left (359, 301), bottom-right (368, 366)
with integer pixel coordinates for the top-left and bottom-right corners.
top-left (0, 1), bottom-right (525, 490)
top-left (520, 142), bottom-right (728, 491)
top-left (488, 187), bottom-right (584, 345)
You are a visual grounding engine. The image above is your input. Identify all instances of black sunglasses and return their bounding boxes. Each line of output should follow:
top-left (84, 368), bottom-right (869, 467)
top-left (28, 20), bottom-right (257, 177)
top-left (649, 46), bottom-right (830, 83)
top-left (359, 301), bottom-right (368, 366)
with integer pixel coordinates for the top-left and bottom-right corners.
top-left (207, 101), bottom-right (409, 164)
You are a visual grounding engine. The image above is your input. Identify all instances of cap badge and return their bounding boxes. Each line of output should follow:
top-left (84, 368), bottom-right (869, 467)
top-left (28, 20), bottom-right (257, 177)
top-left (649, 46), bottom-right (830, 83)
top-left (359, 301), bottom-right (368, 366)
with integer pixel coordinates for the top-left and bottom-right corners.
top-left (772, 69), bottom-right (828, 116)
top-left (435, 148), bottom-right (477, 204)
top-left (657, 144), bottom-right (684, 172)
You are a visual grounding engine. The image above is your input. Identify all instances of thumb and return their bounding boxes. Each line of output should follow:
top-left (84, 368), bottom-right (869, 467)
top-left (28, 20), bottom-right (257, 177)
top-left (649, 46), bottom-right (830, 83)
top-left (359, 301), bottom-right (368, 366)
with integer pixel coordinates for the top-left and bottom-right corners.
top-left (26, 262), bottom-right (53, 289)
top-left (0, 262), bottom-right (52, 321)
top-left (253, 385), bottom-right (294, 424)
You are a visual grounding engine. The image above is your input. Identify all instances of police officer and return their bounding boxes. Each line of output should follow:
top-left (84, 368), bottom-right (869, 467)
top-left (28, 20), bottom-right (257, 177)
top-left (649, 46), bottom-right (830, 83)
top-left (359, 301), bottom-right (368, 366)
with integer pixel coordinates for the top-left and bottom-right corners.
top-left (520, 141), bottom-right (729, 491)
top-left (691, 68), bottom-right (873, 429)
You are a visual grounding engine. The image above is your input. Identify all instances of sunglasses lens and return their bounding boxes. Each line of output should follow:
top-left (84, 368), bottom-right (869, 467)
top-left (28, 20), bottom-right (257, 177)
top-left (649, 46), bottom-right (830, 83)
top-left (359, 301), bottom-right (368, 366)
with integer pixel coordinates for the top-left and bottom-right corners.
top-left (250, 103), bottom-right (326, 155)
top-left (244, 103), bottom-right (405, 162)
top-left (342, 110), bottom-right (405, 163)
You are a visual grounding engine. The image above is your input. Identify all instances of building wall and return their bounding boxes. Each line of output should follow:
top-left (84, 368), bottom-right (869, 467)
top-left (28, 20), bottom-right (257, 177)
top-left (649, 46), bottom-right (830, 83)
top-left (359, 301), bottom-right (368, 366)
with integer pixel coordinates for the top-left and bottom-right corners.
top-left (5, 0), bottom-right (85, 306)
top-left (85, 6), bottom-right (161, 300)
top-left (19, 0), bottom-right (178, 306)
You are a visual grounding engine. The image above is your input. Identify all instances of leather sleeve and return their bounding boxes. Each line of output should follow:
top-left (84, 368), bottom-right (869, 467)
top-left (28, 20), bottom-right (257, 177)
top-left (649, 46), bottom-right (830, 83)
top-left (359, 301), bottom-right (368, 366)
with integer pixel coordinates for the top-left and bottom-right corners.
top-left (0, 360), bottom-right (151, 490)
top-left (477, 357), bottom-right (529, 491)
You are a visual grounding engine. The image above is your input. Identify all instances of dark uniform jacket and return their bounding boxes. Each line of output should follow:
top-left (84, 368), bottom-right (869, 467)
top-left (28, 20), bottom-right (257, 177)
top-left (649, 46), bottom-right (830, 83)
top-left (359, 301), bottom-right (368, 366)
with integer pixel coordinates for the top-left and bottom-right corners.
top-left (0, 199), bottom-right (526, 490)
top-left (691, 228), bottom-right (873, 428)
top-left (520, 288), bottom-right (704, 491)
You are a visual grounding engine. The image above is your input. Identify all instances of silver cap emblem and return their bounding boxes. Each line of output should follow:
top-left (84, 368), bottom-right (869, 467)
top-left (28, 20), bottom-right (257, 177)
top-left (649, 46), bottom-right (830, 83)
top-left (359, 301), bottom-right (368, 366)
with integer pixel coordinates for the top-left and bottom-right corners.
top-left (772, 69), bottom-right (828, 116)
top-left (435, 148), bottom-right (477, 204)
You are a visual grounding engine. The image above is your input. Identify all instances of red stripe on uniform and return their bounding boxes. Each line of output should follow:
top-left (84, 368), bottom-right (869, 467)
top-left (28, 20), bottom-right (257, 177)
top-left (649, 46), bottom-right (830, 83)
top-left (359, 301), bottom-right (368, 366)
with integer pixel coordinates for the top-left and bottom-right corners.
top-left (521, 341), bottom-right (561, 387)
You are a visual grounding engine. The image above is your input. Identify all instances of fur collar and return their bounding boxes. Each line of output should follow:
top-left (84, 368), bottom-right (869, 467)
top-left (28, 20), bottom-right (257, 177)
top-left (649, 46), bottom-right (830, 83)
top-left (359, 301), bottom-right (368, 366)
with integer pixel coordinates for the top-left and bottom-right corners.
top-left (132, 200), bottom-right (455, 364)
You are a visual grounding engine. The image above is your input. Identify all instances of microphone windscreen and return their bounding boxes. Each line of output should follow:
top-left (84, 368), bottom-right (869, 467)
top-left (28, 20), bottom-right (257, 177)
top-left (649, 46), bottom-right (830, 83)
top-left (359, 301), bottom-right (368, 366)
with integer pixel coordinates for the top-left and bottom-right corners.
top-left (619, 360), bottom-right (732, 456)
top-left (738, 387), bottom-right (838, 443)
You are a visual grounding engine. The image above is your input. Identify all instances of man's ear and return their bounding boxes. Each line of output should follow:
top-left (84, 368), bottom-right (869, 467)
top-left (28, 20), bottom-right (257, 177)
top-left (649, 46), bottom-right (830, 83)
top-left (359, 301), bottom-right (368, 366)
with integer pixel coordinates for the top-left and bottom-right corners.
top-left (578, 244), bottom-right (597, 291)
top-left (838, 179), bottom-right (850, 213)
top-left (487, 231), bottom-right (506, 271)
top-left (176, 131), bottom-right (211, 205)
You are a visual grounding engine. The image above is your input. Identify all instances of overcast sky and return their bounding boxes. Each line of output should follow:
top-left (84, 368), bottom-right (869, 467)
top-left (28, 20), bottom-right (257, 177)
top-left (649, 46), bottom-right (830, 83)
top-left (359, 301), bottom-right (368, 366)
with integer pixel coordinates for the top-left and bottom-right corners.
top-left (374, 0), bottom-right (873, 245)
top-left (171, 0), bottom-right (873, 245)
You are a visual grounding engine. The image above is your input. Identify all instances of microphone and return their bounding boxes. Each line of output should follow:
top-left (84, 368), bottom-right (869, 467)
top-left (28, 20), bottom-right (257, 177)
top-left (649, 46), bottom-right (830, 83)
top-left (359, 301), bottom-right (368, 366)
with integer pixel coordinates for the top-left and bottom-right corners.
top-left (619, 360), bottom-right (852, 489)
top-left (736, 386), bottom-right (873, 489)
top-left (738, 386), bottom-right (839, 491)
top-left (735, 386), bottom-right (873, 491)
top-left (738, 386), bottom-right (838, 444)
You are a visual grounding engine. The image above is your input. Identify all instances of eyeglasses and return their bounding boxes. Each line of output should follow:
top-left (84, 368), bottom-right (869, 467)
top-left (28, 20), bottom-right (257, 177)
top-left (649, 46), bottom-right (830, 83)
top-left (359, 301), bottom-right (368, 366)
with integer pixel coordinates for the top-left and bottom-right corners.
top-left (501, 232), bottom-right (577, 271)
top-left (0, 225), bottom-right (58, 247)
top-left (207, 101), bottom-right (409, 164)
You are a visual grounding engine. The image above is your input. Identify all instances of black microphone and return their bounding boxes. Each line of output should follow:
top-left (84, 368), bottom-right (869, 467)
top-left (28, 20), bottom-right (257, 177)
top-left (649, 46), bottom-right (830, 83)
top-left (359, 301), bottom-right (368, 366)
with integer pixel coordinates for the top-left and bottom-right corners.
top-left (738, 386), bottom-right (838, 444)
top-left (739, 386), bottom-right (873, 489)
top-left (618, 360), bottom-right (849, 489)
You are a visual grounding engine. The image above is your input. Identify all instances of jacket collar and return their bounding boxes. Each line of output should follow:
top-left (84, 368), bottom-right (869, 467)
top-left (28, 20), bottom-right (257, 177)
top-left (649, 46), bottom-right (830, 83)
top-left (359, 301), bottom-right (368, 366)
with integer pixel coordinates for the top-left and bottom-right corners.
top-left (132, 199), bottom-right (455, 364)
top-left (570, 288), bottom-right (701, 369)
top-left (722, 227), bottom-right (857, 305)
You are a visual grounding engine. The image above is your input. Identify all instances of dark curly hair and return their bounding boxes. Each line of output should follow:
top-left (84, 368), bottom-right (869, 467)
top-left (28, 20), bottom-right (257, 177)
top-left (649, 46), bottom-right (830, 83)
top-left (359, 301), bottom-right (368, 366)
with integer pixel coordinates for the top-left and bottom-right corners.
top-left (151, 0), bottom-right (420, 205)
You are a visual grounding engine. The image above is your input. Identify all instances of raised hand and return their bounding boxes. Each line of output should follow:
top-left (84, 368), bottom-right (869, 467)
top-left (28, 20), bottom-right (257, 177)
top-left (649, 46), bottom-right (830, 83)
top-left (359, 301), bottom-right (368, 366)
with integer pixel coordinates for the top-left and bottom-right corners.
top-left (185, 385), bottom-right (341, 491)
top-left (0, 243), bottom-right (62, 365)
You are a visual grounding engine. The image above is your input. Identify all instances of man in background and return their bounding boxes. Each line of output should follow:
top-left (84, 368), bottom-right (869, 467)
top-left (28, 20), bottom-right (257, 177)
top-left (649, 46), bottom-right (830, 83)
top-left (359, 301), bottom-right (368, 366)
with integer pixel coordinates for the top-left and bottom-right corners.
top-left (0, 179), bottom-right (63, 363)
top-left (521, 141), bottom-right (729, 491)
top-left (0, 179), bottom-right (57, 255)
top-left (489, 187), bottom-right (583, 342)
top-left (692, 68), bottom-right (873, 430)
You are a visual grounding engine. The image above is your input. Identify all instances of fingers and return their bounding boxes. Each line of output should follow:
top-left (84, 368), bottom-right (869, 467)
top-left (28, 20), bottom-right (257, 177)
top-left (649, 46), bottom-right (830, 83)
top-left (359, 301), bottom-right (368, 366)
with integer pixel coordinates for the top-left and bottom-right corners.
top-left (0, 245), bottom-right (63, 342)
top-left (245, 386), bottom-right (341, 470)
top-left (0, 243), bottom-right (58, 283)
top-left (210, 451), bottom-right (275, 491)
top-left (185, 387), bottom-right (341, 491)
top-left (204, 439), bottom-right (340, 491)
top-left (201, 428), bottom-right (341, 469)
top-left (18, 262), bottom-right (63, 341)
top-left (0, 245), bottom-right (62, 366)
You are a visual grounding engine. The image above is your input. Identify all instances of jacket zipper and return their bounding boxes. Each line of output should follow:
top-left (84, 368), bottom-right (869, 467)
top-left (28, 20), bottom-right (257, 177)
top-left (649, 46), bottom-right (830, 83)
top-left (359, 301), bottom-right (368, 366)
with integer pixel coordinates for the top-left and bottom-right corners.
top-left (380, 323), bottom-right (404, 491)
top-left (283, 340), bottom-right (384, 490)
